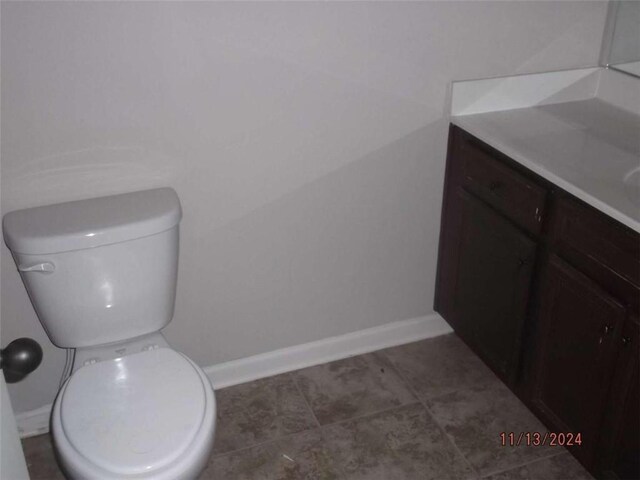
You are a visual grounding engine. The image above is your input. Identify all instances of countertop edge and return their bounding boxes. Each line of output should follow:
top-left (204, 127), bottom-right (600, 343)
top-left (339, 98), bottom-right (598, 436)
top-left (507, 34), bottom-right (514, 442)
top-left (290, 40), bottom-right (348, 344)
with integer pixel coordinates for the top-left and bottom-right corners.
top-left (450, 115), bottom-right (640, 234)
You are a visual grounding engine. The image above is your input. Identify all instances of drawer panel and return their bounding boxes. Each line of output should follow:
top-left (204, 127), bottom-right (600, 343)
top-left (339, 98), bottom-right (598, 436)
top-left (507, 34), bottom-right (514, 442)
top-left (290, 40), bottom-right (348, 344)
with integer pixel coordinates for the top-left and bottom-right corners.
top-left (459, 139), bottom-right (547, 234)
top-left (552, 196), bottom-right (640, 287)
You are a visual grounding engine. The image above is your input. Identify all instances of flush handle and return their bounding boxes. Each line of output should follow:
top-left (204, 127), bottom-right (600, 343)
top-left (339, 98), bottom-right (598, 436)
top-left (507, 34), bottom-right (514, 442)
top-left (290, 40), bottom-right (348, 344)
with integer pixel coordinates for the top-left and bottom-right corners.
top-left (18, 262), bottom-right (55, 273)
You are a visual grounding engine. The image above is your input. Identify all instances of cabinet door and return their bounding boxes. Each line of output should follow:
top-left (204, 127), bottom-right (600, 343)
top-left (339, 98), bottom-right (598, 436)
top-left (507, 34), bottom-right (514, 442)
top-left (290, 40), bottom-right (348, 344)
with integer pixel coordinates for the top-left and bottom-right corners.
top-left (599, 318), bottom-right (640, 480)
top-left (437, 188), bottom-right (536, 383)
top-left (531, 255), bottom-right (626, 468)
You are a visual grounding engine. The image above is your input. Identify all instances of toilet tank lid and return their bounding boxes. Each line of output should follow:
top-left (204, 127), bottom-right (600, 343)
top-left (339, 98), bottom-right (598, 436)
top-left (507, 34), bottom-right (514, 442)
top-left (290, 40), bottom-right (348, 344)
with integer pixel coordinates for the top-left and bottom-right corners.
top-left (3, 188), bottom-right (182, 255)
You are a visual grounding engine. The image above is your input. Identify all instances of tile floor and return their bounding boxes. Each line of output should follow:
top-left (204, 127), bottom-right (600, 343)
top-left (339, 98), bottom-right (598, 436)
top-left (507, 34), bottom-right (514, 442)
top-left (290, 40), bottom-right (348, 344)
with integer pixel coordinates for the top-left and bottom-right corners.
top-left (22, 333), bottom-right (593, 480)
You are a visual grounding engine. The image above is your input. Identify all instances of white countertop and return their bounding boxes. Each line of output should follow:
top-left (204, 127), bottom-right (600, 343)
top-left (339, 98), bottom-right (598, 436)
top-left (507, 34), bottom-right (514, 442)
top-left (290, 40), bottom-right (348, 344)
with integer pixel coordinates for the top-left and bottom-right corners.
top-left (451, 98), bottom-right (640, 232)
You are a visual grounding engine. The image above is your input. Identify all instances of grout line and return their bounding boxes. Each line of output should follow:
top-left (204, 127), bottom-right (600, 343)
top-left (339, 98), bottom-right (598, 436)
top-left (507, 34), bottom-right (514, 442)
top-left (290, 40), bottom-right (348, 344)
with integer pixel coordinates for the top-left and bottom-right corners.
top-left (210, 426), bottom-right (323, 460)
top-left (379, 348), bottom-right (481, 479)
top-left (379, 346), bottom-right (582, 480)
top-left (210, 374), bottom-right (322, 460)
top-left (290, 373), bottom-right (322, 429)
top-left (285, 351), bottom-right (424, 430)
top-left (477, 449), bottom-right (572, 479)
top-left (284, 374), bottom-right (350, 480)
top-left (209, 396), bottom-right (356, 479)
top-left (317, 400), bottom-right (424, 430)
top-left (213, 338), bottom-right (577, 478)
top-left (211, 362), bottom-right (420, 461)
top-left (211, 373), bottom-right (421, 463)
top-left (213, 342), bottom-right (478, 470)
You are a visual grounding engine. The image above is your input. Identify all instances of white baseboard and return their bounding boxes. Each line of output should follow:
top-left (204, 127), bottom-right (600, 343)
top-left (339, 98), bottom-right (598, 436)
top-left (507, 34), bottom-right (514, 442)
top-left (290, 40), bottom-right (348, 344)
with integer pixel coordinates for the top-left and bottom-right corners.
top-left (204, 313), bottom-right (451, 389)
top-left (15, 313), bottom-right (451, 438)
top-left (15, 404), bottom-right (51, 439)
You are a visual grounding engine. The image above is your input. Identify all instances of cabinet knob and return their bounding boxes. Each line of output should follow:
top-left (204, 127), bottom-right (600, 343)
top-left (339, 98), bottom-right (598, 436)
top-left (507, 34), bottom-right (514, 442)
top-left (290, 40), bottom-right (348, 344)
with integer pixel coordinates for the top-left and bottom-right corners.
top-left (622, 336), bottom-right (631, 346)
top-left (489, 181), bottom-right (503, 192)
top-left (603, 324), bottom-right (614, 335)
top-left (535, 207), bottom-right (542, 223)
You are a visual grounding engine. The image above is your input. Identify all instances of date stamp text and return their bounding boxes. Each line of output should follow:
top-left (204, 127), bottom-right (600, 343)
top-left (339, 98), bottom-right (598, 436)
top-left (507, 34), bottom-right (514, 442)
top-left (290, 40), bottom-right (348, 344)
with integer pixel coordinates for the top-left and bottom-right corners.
top-left (500, 432), bottom-right (582, 447)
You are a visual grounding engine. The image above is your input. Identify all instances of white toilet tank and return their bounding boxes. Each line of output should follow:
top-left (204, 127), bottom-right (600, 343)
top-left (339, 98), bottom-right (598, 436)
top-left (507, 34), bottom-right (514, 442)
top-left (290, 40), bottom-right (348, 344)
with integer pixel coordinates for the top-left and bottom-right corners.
top-left (3, 188), bottom-right (182, 348)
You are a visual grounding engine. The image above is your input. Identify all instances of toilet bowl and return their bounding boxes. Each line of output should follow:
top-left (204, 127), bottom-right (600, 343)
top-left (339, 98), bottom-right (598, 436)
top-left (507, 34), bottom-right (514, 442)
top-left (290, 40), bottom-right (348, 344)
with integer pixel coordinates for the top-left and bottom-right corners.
top-left (52, 347), bottom-right (216, 480)
top-left (2, 188), bottom-right (216, 479)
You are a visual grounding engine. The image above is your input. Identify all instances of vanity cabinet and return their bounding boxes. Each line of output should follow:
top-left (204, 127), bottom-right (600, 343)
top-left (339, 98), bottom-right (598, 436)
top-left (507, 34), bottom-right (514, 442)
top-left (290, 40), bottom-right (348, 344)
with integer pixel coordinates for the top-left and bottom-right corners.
top-left (436, 125), bottom-right (640, 479)
top-left (530, 194), bottom-right (640, 475)
top-left (435, 128), bottom-right (541, 384)
top-left (598, 317), bottom-right (639, 480)
top-left (530, 254), bottom-right (626, 466)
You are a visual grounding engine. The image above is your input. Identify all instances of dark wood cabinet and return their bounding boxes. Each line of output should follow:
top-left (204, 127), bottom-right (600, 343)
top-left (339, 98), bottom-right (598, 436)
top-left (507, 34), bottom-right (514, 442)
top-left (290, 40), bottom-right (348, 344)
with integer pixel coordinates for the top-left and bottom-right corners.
top-left (436, 126), bottom-right (544, 384)
top-left (436, 125), bottom-right (640, 479)
top-left (531, 194), bottom-right (640, 474)
top-left (437, 187), bottom-right (536, 383)
top-left (598, 318), bottom-right (640, 480)
top-left (530, 255), bottom-right (626, 465)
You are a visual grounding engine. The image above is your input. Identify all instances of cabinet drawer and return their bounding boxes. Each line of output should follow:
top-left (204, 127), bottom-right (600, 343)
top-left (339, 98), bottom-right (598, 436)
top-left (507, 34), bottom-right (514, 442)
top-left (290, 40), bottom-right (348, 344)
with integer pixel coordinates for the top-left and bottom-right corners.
top-left (459, 140), bottom-right (547, 233)
top-left (552, 197), bottom-right (640, 287)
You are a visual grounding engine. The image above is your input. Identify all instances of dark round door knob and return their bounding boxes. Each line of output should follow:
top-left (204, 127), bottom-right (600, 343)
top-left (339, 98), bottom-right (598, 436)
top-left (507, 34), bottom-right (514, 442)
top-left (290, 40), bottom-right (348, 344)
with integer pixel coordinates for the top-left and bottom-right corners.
top-left (1, 338), bottom-right (43, 383)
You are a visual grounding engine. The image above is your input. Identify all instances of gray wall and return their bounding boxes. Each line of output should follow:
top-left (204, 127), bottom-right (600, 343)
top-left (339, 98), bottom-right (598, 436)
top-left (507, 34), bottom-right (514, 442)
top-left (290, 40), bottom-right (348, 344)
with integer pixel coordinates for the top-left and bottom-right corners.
top-left (609, 1), bottom-right (640, 65)
top-left (1, 1), bottom-right (607, 414)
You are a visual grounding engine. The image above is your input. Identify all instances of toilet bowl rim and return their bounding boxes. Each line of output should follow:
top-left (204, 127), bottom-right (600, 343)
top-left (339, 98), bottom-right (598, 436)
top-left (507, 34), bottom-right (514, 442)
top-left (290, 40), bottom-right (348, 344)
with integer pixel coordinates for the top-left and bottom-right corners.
top-left (51, 349), bottom-right (216, 479)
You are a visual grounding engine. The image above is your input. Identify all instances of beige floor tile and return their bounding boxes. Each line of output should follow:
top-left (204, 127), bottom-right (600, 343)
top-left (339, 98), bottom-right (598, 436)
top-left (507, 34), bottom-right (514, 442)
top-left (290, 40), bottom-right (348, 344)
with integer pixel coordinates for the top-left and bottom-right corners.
top-left (482, 453), bottom-right (593, 479)
top-left (293, 352), bottom-right (415, 425)
top-left (322, 403), bottom-right (475, 480)
top-left (213, 373), bottom-right (317, 455)
top-left (426, 381), bottom-right (557, 476)
top-left (202, 429), bottom-right (342, 480)
top-left (383, 334), bottom-right (498, 400)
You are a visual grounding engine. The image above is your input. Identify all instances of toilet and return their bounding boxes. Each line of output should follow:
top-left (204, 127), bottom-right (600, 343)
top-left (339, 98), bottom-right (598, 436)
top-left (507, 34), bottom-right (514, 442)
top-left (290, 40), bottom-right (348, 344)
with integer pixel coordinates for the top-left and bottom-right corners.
top-left (3, 188), bottom-right (216, 480)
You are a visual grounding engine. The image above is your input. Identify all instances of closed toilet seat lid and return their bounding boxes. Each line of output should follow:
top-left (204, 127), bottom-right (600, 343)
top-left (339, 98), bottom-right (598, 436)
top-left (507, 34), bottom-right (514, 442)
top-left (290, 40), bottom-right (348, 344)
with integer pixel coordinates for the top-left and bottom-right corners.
top-left (59, 348), bottom-right (207, 476)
